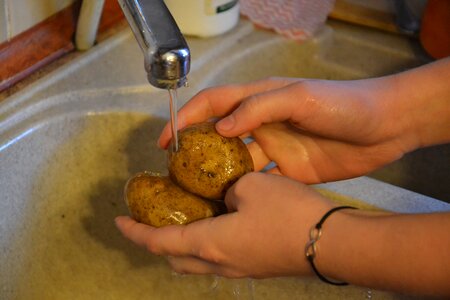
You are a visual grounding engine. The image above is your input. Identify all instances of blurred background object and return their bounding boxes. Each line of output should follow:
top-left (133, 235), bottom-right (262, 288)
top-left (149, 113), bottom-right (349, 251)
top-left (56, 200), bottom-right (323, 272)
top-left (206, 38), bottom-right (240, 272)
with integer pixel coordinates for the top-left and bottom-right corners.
top-left (419, 0), bottom-right (450, 58)
top-left (75, 0), bottom-right (106, 50)
top-left (329, 0), bottom-right (427, 35)
top-left (165, 0), bottom-right (240, 37)
top-left (240, 0), bottom-right (335, 41)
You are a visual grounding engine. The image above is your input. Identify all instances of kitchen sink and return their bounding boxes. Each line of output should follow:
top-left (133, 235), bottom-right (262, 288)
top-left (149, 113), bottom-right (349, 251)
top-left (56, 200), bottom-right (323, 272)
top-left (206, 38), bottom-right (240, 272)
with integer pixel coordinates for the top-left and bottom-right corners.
top-left (1, 19), bottom-right (448, 299)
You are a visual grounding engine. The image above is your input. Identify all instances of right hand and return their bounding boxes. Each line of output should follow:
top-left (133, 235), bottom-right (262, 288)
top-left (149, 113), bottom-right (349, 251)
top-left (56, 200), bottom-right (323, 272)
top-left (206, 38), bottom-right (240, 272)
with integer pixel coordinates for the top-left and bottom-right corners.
top-left (116, 172), bottom-right (336, 278)
top-left (159, 76), bottom-right (419, 184)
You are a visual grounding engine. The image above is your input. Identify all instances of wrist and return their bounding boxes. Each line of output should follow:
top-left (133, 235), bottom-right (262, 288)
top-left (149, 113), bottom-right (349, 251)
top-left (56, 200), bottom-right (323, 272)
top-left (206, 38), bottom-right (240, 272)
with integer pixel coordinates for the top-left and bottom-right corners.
top-left (304, 206), bottom-right (358, 285)
top-left (387, 58), bottom-right (450, 149)
top-left (310, 207), bottom-right (389, 284)
top-left (291, 190), bottom-right (336, 277)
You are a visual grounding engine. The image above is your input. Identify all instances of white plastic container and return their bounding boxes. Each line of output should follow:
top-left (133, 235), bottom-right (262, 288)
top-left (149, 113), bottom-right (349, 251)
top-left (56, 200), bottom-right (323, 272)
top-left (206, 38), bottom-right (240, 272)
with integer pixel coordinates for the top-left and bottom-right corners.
top-left (165, 0), bottom-right (240, 37)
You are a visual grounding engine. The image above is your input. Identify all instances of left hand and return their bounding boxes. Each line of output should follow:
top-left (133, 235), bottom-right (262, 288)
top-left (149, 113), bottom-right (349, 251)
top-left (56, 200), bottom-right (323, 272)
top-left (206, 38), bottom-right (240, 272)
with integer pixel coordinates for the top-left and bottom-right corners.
top-left (157, 77), bottom-right (415, 184)
top-left (115, 172), bottom-right (334, 278)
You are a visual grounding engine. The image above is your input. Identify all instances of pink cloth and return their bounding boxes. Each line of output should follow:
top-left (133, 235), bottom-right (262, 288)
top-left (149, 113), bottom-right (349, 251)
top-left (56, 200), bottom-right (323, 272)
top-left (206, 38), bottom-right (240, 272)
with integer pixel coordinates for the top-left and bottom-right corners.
top-left (240, 0), bottom-right (335, 41)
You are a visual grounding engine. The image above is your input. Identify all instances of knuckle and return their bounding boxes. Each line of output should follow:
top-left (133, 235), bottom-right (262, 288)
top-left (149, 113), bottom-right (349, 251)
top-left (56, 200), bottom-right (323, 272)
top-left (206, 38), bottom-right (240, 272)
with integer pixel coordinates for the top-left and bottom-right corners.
top-left (194, 88), bottom-right (214, 102)
top-left (242, 94), bottom-right (262, 112)
top-left (230, 172), bottom-right (262, 198)
top-left (195, 88), bottom-right (223, 117)
top-left (145, 240), bottom-right (161, 255)
top-left (170, 265), bottom-right (183, 274)
top-left (196, 87), bottom-right (213, 97)
top-left (230, 175), bottom-right (247, 197)
top-left (169, 262), bottom-right (188, 275)
top-left (289, 80), bottom-right (316, 102)
top-left (196, 245), bottom-right (224, 265)
top-left (239, 171), bottom-right (262, 185)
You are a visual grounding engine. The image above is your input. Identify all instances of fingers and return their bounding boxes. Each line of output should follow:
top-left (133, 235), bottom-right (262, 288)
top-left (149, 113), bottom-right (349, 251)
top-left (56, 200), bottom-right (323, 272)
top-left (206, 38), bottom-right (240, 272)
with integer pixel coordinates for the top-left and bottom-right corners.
top-left (216, 83), bottom-right (301, 138)
top-left (167, 256), bottom-right (219, 275)
top-left (167, 256), bottom-right (245, 278)
top-left (115, 216), bottom-right (157, 249)
top-left (265, 166), bottom-right (282, 176)
top-left (158, 85), bottom-right (246, 149)
top-left (115, 216), bottom-right (163, 255)
top-left (115, 215), bottom-right (231, 258)
top-left (223, 172), bottom-right (269, 212)
top-left (116, 216), bottom-right (235, 276)
top-left (246, 141), bottom-right (271, 171)
top-left (115, 216), bottom-right (194, 256)
top-left (158, 78), bottom-right (296, 149)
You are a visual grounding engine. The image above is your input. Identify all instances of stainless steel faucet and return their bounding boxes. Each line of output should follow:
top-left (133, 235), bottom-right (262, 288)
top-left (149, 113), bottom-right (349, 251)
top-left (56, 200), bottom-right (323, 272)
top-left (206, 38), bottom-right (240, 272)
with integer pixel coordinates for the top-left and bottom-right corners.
top-left (118, 0), bottom-right (191, 89)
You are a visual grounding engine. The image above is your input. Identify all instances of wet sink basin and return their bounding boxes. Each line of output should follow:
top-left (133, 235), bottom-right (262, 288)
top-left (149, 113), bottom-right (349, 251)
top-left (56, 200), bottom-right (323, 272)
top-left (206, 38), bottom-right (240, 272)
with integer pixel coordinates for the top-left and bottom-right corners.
top-left (1, 19), bottom-right (449, 299)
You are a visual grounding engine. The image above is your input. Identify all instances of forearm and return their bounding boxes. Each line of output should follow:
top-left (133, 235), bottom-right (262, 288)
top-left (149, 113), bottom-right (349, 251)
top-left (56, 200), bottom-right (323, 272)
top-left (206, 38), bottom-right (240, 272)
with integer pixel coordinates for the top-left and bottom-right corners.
top-left (380, 57), bottom-right (450, 150)
top-left (317, 209), bottom-right (450, 296)
top-left (304, 60), bottom-right (450, 295)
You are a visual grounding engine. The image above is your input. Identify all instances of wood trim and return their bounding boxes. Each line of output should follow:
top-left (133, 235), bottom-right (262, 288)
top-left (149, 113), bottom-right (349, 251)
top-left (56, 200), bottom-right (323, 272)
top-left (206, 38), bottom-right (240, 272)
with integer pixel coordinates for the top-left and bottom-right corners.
top-left (0, 0), bottom-right (124, 93)
top-left (329, 0), bottom-right (399, 34)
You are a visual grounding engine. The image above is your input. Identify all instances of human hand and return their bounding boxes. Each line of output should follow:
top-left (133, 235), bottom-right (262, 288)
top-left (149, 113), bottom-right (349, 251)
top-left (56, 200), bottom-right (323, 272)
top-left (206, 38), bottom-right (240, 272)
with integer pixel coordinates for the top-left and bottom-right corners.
top-left (158, 77), bottom-right (418, 184)
top-left (115, 172), bottom-right (334, 278)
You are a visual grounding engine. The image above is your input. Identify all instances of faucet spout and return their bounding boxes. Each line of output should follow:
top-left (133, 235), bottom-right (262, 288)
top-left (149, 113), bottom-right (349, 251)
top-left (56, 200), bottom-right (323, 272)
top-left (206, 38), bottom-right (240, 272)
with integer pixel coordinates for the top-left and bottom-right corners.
top-left (118, 0), bottom-right (191, 89)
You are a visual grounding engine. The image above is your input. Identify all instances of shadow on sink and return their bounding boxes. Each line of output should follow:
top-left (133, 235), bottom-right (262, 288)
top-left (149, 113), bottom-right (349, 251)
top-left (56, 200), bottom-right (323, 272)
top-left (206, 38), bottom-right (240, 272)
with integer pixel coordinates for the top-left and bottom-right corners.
top-left (81, 115), bottom-right (168, 268)
top-left (82, 177), bottom-right (157, 268)
top-left (10, 114), bottom-right (177, 298)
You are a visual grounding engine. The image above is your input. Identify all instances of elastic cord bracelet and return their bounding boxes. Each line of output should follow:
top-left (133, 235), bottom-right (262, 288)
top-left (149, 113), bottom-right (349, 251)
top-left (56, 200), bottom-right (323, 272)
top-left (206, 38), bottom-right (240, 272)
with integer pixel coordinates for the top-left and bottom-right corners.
top-left (305, 205), bottom-right (357, 286)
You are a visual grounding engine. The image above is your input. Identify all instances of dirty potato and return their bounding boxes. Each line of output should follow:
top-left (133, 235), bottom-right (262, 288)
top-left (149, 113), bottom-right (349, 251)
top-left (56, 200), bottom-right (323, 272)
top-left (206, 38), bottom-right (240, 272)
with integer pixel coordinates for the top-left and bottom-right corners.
top-left (168, 122), bottom-right (254, 200)
top-left (125, 172), bottom-right (225, 227)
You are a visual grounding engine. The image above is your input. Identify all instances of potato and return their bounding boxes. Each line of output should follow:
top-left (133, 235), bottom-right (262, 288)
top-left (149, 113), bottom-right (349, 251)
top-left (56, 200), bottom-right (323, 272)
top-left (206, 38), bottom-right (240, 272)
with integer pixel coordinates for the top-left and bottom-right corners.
top-left (168, 122), bottom-right (254, 200)
top-left (125, 172), bottom-right (225, 227)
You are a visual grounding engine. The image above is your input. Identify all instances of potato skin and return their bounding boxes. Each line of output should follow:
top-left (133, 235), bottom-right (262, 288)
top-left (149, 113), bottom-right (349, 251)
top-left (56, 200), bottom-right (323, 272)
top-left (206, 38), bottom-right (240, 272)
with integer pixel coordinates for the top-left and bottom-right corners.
top-left (125, 172), bottom-right (224, 227)
top-left (168, 122), bottom-right (254, 200)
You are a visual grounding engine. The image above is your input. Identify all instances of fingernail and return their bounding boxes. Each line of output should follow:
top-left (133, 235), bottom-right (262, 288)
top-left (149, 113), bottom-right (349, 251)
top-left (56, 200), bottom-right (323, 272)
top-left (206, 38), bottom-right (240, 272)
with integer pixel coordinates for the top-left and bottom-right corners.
top-left (217, 115), bottom-right (235, 131)
top-left (156, 138), bottom-right (163, 149)
top-left (114, 217), bottom-right (121, 227)
top-left (156, 137), bottom-right (168, 150)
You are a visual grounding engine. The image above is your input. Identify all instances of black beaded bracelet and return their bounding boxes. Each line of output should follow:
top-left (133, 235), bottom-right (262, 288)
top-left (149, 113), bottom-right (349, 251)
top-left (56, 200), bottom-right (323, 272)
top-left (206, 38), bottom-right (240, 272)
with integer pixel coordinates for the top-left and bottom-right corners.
top-left (305, 205), bottom-right (357, 286)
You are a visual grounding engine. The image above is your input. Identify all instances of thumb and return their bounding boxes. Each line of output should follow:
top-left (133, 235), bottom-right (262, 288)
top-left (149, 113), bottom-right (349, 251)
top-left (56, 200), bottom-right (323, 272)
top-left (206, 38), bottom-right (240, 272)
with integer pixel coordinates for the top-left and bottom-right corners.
top-left (216, 83), bottom-right (301, 137)
top-left (223, 172), bottom-right (268, 212)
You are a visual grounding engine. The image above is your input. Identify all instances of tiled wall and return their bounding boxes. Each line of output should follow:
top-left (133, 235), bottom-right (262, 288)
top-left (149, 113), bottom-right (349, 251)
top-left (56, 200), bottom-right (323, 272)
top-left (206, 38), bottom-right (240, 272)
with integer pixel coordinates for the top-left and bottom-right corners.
top-left (0, 0), bottom-right (74, 44)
